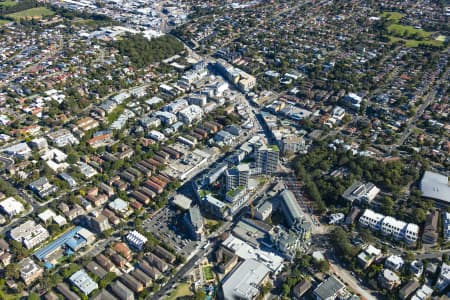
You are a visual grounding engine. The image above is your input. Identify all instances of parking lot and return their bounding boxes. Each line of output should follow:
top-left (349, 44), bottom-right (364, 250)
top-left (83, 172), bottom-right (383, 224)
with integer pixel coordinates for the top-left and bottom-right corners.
top-left (143, 207), bottom-right (200, 258)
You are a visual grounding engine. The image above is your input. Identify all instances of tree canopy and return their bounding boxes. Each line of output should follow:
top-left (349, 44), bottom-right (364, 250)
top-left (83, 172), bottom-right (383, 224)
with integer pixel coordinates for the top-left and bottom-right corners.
top-left (111, 34), bottom-right (184, 68)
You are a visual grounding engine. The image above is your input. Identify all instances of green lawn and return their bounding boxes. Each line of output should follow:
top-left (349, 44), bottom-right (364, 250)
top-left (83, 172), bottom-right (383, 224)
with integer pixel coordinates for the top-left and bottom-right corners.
top-left (0, 19), bottom-right (10, 25)
top-left (165, 283), bottom-right (193, 300)
top-left (0, 1), bottom-right (17, 7)
top-left (384, 14), bottom-right (444, 48)
top-left (6, 7), bottom-right (54, 20)
top-left (388, 36), bottom-right (444, 48)
top-left (381, 11), bottom-right (405, 21)
top-left (202, 266), bottom-right (214, 281)
top-left (387, 24), bottom-right (432, 39)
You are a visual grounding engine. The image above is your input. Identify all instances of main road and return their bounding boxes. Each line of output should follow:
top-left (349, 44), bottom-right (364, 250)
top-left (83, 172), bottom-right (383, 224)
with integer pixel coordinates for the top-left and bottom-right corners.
top-left (147, 221), bottom-right (233, 300)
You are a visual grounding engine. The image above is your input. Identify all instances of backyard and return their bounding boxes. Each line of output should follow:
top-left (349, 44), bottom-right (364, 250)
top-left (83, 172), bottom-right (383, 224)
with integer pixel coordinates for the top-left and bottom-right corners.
top-left (166, 283), bottom-right (193, 300)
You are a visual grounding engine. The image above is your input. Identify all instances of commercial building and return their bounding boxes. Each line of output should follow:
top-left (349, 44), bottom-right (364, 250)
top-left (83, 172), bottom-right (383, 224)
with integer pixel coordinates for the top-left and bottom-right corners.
top-left (201, 194), bottom-right (229, 220)
top-left (215, 59), bottom-right (256, 92)
top-left (279, 190), bottom-right (304, 227)
top-left (222, 234), bottom-right (284, 273)
top-left (225, 164), bottom-right (250, 192)
top-left (221, 259), bottom-right (270, 300)
top-left (280, 135), bottom-right (306, 154)
top-left (18, 258), bottom-right (43, 286)
top-left (126, 230), bottom-right (148, 250)
top-left (0, 197), bottom-right (25, 217)
top-left (183, 206), bottom-right (204, 241)
top-left (269, 226), bottom-right (303, 261)
top-left (420, 171), bottom-right (450, 203)
top-left (205, 162), bottom-right (228, 185)
top-left (359, 209), bottom-right (419, 244)
top-left (313, 276), bottom-right (345, 300)
top-left (342, 181), bottom-right (380, 204)
top-left (10, 220), bottom-right (50, 249)
top-left (34, 226), bottom-right (96, 263)
top-left (255, 144), bottom-right (279, 174)
top-left (254, 200), bottom-right (273, 221)
top-left (69, 269), bottom-right (98, 295)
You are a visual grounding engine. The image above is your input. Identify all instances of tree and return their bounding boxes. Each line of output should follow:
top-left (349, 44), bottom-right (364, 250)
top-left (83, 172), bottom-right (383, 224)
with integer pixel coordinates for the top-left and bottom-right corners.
top-left (381, 196), bottom-right (395, 216)
top-left (412, 208), bottom-right (427, 224)
top-left (5, 263), bottom-right (19, 279)
top-left (194, 289), bottom-right (206, 300)
top-left (27, 292), bottom-right (40, 300)
top-left (67, 152), bottom-right (80, 164)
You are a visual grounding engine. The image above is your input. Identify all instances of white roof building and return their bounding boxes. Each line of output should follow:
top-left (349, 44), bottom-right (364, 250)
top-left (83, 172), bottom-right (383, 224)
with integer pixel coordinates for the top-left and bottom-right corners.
top-left (38, 209), bottom-right (56, 223)
top-left (41, 148), bottom-right (69, 172)
top-left (154, 111), bottom-right (177, 125)
top-left (149, 130), bottom-right (165, 142)
top-left (436, 263), bottom-right (450, 292)
top-left (420, 171), bottom-right (450, 203)
top-left (222, 234), bottom-right (283, 272)
top-left (443, 212), bottom-right (450, 241)
top-left (358, 209), bottom-right (384, 231)
top-left (178, 105), bottom-right (203, 125)
top-left (69, 269), bottom-right (98, 295)
top-left (385, 255), bottom-right (404, 272)
top-left (53, 215), bottom-right (67, 226)
top-left (0, 197), bottom-right (25, 217)
top-left (126, 230), bottom-right (148, 250)
top-left (77, 162), bottom-right (98, 178)
top-left (359, 209), bottom-right (419, 244)
top-left (2, 142), bottom-right (32, 159)
top-left (411, 285), bottom-right (433, 300)
top-left (10, 220), bottom-right (50, 249)
top-left (222, 259), bottom-right (270, 300)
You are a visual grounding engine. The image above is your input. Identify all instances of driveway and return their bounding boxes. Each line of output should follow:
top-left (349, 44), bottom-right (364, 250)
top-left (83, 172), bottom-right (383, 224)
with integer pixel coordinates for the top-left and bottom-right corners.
top-left (328, 260), bottom-right (377, 300)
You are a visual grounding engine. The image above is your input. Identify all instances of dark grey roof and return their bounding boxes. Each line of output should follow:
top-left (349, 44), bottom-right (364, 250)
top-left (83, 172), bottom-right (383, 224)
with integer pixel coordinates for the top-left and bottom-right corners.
top-left (314, 276), bottom-right (345, 300)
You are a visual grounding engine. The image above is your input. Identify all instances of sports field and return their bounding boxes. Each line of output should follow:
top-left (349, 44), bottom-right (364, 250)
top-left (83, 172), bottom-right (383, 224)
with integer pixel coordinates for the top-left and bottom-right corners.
top-left (387, 24), bottom-right (432, 39)
top-left (6, 7), bottom-right (54, 20)
top-left (381, 11), bottom-right (444, 48)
